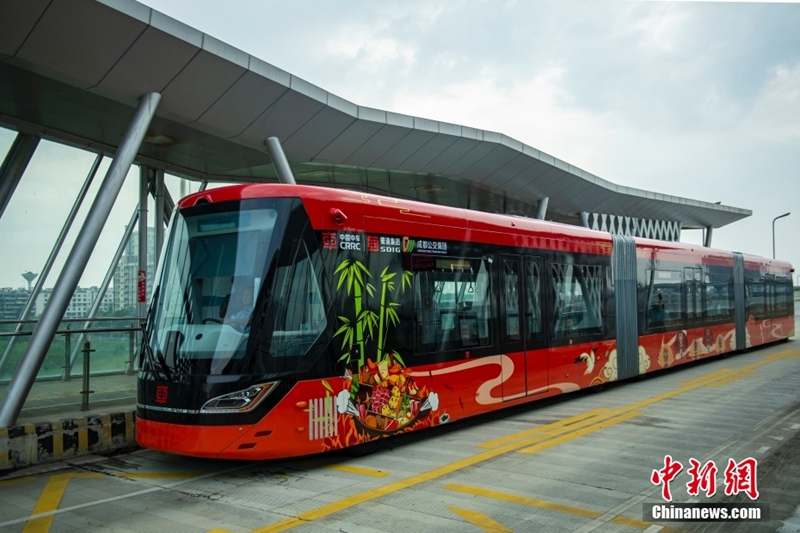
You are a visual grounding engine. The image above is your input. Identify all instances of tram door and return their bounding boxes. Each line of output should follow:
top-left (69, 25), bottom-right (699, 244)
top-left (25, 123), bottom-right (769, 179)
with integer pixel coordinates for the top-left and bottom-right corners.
top-left (499, 255), bottom-right (547, 401)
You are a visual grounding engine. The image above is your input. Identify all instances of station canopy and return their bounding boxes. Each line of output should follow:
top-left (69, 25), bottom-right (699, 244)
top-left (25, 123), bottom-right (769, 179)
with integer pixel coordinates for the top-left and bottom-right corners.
top-left (0, 0), bottom-right (750, 231)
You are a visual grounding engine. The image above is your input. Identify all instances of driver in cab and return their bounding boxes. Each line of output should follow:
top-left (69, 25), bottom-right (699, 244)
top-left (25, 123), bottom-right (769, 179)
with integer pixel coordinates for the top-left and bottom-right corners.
top-left (219, 282), bottom-right (254, 332)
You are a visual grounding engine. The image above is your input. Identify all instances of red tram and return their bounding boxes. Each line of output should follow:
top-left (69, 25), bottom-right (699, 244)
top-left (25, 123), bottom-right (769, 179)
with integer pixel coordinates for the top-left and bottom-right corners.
top-left (136, 184), bottom-right (795, 458)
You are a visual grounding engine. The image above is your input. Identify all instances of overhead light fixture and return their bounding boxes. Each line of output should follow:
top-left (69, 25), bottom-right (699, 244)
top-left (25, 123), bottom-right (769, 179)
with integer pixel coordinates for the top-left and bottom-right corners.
top-left (413, 185), bottom-right (443, 193)
top-left (143, 131), bottom-right (178, 146)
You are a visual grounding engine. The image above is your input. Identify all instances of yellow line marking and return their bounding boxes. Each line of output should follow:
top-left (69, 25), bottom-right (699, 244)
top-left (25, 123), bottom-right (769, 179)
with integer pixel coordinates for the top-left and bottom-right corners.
top-left (447, 505), bottom-right (514, 533)
top-left (242, 347), bottom-right (796, 533)
top-left (0, 476), bottom-right (36, 488)
top-left (324, 465), bottom-right (390, 477)
top-left (444, 484), bottom-right (658, 530)
top-left (478, 407), bottom-right (610, 449)
top-left (208, 530), bottom-right (234, 533)
top-left (117, 472), bottom-right (203, 479)
top-left (681, 368), bottom-right (735, 387)
top-left (518, 411), bottom-right (643, 454)
top-left (444, 484), bottom-right (601, 519)
top-left (23, 473), bottom-right (103, 533)
top-left (708, 369), bottom-right (756, 388)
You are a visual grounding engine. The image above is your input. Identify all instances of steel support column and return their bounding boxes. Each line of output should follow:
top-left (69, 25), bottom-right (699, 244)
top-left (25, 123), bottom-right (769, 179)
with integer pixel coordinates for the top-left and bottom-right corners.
top-left (704, 226), bottom-right (713, 247)
top-left (0, 155), bottom-right (103, 374)
top-left (138, 166), bottom-right (150, 319)
top-left (0, 134), bottom-right (40, 220)
top-left (535, 197), bottom-right (549, 220)
top-left (154, 169), bottom-right (165, 265)
top-left (578, 211), bottom-right (590, 228)
top-left (0, 92), bottom-right (161, 428)
top-left (265, 137), bottom-right (297, 185)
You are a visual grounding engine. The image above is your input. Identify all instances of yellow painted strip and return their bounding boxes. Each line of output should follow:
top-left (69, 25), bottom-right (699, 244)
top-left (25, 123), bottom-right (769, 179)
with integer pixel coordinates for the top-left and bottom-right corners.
top-left (0, 427), bottom-right (9, 470)
top-left (681, 368), bottom-right (734, 387)
top-left (52, 431), bottom-right (63, 461)
top-left (102, 415), bottom-right (112, 447)
top-left (445, 483), bottom-right (659, 530)
top-left (518, 411), bottom-right (643, 454)
top-left (77, 419), bottom-right (88, 453)
top-left (478, 407), bottom-right (610, 449)
top-left (208, 530), bottom-right (234, 533)
top-left (244, 347), bottom-right (795, 533)
top-left (125, 412), bottom-right (134, 443)
top-left (324, 465), bottom-right (390, 477)
top-left (447, 506), bottom-right (514, 533)
top-left (0, 476), bottom-right (36, 488)
top-left (708, 370), bottom-right (756, 388)
top-left (444, 484), bottom-right (602, 520)
top-left (118, 472), bottom-right (202, 479)
top-left (609, 514), bottom-right (657, 529)
top-left (23, 473), bottom-right (103, 533)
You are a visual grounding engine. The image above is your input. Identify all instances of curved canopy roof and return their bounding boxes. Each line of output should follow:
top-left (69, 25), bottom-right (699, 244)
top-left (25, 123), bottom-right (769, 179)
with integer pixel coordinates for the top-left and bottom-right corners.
top-left (0, 0), bottom-right (750, 229)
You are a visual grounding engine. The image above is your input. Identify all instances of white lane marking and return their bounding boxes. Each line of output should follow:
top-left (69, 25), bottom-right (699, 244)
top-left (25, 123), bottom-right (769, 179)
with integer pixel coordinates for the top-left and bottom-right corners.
top-left (773, 436), bottom-right (785, 441)
top-left (756, 446), bottom-right (771, 454)
top-left (790, 423), bottom-right (800, 430)
top-left (644, 526), bottom-right (664, 533)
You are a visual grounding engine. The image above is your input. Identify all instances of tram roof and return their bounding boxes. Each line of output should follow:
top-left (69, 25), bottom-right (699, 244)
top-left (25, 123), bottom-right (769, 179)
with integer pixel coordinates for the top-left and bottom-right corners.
top-left (0, 0), bottom-right (751, 230)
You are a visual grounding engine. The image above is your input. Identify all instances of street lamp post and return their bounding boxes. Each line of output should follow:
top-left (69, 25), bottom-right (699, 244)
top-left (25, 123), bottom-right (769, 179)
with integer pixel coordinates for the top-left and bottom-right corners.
top-left (772, 212), bottom-right (790, 259)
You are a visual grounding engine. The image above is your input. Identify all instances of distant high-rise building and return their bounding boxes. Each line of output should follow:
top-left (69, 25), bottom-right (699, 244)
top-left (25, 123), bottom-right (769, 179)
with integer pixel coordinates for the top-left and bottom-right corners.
top-left (0, 287), bottom-right (35, 320)
top-left (114, 227), bottom-right (156, 312)
top-left (36, 286), bottom-right (114, 319)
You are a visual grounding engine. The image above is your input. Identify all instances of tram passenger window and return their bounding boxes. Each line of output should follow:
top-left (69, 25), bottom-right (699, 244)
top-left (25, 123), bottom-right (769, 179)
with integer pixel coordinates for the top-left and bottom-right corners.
top-left (552, 263), bottom-right (603, 339)
top-left (413, 257), bottom-right (492, 354)
top-left (502, 259), bottom-right (521, 341)
top-left (685, 267), bottom-right (703, 326)
top-left (524, 260), bottom-right (542, 341)
top-left (746, 277), bottom-right (766, 319)
top-left (705, 269), bottom-right (732, 321)
top-left (775, 277), bottom-right (791, 316)
top-left (646, 270), bottom-right (683, 331)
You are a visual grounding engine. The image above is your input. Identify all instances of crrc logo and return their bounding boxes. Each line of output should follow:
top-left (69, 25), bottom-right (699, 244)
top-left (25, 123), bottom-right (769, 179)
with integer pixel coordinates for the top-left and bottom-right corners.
top-left (155, 385), bottom-right (169, 405)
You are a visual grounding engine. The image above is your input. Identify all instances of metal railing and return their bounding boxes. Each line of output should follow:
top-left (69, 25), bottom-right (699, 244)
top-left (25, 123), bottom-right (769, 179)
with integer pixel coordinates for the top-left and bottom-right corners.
top-left (0, 316), bottom-right (143, 384)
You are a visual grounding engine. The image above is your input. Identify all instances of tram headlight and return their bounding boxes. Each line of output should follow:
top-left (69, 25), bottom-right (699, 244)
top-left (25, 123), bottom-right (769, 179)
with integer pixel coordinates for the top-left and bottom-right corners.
top-left (200, 382), bottom-right (278, 413)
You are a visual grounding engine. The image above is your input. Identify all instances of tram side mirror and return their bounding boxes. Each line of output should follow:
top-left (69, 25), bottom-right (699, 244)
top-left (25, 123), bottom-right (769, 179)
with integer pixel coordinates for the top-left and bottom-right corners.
top-left (329, 208), bottom-right (347, 225)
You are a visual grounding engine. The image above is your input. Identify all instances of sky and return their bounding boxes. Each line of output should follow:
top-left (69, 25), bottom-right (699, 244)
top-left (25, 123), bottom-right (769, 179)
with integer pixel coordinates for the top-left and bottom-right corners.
top-left (0, 0), bottom-right (798, 290)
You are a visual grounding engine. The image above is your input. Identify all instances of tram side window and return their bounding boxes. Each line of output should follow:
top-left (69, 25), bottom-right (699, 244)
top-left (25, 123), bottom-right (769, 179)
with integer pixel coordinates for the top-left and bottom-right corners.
top-left (684, 267), bottom-right (703, 327)
top-left (524, 260), bottom-right (543, 341)
top-left (646, 270), bottom-right (683, 331)
top-left (774, 276), bottom-right (791, 317)
top-left (745, 273), bottom-right (766, 320)
top-left (705, 276), bottom-right (731, 321)
top-left (552, 263), bottom-right (603, 339)
top-left (413, 257), bottom-right (492, 354)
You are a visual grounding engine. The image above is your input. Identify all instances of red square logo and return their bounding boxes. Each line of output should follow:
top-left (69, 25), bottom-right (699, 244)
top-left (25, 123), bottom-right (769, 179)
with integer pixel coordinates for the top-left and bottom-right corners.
top-left (155, 385), bottom-right (169, 405)
top-left (367, 235), bottom-right (379, 252)
top-left (322, 232), bottom-right (337, 249)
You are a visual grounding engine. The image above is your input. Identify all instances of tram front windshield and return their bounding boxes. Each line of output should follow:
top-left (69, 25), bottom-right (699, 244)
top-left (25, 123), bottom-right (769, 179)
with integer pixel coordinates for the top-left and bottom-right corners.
top-left (145, 198), bottom-right (327, 377)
